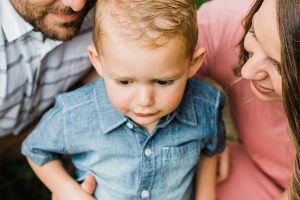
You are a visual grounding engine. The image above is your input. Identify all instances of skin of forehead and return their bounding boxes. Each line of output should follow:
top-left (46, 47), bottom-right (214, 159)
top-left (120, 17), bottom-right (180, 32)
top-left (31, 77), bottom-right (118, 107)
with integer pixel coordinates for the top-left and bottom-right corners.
top-left (254, 0), bottom-right (281, 63)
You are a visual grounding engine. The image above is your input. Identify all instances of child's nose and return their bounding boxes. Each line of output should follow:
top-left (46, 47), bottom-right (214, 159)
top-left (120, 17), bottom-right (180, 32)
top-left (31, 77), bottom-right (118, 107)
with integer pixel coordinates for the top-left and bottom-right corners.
top-left (60, 0), bottom-right (87, 12)
top-left (137, 86), bottom-right (154, 107)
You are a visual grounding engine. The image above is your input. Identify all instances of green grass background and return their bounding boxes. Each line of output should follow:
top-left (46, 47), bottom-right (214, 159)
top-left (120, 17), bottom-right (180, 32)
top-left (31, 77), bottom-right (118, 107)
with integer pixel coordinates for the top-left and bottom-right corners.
top-left (0, 1), bottom-right (225, 199)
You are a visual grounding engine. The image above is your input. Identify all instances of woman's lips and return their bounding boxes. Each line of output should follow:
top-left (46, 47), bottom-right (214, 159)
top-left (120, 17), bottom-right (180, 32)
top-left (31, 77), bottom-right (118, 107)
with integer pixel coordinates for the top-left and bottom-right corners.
top-left (251, 81), bottom-right (274, 94)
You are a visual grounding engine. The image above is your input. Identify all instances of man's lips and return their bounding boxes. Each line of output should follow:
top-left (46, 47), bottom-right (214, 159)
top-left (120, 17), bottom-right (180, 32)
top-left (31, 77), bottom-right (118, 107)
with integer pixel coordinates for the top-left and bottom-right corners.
top-left (50, 12), bottom-right (79, 23)
top-left (251, 81), bottom-right (274, 94)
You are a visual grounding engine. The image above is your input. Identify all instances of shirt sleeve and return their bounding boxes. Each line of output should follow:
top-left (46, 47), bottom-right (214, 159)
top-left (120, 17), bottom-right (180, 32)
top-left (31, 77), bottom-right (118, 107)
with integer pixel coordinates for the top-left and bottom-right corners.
top-left (21, 96), bottom-right (67, 166)
top-left (202, 90), bottom-right (226, 156)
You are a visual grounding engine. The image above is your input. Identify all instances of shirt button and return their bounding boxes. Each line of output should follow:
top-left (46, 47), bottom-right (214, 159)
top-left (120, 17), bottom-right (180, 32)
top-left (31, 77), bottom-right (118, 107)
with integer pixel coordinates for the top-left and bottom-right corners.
top-left (141, 190), bottom-right (150, 198)
top-left (126, 122), bottom-right (133, 129)
top-left (144, 148), bottom-right (152, 157)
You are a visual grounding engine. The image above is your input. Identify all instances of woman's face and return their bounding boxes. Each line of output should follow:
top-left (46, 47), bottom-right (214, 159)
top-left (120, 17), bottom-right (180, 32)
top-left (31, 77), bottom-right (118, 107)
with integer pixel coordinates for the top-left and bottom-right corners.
top-left (241, 0), bottom-right (282, 101)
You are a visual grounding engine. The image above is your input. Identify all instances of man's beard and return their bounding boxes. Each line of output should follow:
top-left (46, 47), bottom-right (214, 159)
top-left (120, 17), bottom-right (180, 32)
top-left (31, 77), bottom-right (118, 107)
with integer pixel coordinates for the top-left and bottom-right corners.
top-left (12, 0), bottom-right (95, 41)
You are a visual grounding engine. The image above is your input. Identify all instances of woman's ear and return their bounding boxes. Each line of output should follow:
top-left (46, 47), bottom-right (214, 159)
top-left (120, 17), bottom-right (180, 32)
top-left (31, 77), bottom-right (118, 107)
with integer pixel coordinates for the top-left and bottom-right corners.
top-left (87, 44), bottom-right (103, 76)
top-left (188, 47), bottom-right (206, 77)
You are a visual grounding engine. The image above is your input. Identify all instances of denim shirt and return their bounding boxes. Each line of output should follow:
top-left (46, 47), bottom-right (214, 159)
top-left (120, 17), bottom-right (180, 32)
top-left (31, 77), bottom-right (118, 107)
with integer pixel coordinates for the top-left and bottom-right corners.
top-left (22, 77), bottom-right (225, 200)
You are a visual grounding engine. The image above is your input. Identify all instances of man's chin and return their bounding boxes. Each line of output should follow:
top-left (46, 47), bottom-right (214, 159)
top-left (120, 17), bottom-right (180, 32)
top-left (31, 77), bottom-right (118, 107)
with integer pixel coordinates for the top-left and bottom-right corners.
top-left (32, 14), bottom-right (84, 41)
top-left (34, 25), bottom-right (80, 41)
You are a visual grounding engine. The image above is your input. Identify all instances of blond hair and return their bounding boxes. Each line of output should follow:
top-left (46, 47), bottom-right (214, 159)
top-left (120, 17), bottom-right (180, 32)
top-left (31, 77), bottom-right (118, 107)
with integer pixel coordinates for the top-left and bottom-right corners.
top-left (93, 0), bottom-right (198, 58)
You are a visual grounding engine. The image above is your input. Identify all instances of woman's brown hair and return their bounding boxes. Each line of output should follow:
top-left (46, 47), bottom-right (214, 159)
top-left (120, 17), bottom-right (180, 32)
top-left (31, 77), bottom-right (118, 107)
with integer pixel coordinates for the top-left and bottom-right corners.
top-left (278, 0), bottom-right (300, 199)
top-left (237, 0), bottom-right (300, 199)
top-left (234, 0), bottom-right (263, 76)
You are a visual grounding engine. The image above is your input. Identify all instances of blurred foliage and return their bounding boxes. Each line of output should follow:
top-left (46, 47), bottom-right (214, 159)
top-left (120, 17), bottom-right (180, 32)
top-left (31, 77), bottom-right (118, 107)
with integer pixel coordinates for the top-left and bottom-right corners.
top-left (0, 160), bottom-right (51, 200)
top-left (195, 0), bottom-right (209, 8)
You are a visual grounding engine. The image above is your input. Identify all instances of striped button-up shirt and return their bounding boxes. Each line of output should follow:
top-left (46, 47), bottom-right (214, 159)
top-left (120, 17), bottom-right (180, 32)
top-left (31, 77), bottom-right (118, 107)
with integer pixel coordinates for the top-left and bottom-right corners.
top-left (0, 1), bottom-right (94, 136)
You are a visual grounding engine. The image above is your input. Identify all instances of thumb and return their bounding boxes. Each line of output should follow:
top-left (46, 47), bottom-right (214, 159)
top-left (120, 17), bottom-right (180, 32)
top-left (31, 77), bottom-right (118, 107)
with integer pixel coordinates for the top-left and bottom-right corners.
top-left (81, 174), bottom-right (97, 195)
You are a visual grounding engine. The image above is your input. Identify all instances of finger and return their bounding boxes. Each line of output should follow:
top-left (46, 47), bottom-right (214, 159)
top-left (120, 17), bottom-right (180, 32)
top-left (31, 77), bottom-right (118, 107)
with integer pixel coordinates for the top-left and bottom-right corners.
top-left (217, 146), bottom-right (230, 183)
top-left (81, 174), bottom-right (97, 195)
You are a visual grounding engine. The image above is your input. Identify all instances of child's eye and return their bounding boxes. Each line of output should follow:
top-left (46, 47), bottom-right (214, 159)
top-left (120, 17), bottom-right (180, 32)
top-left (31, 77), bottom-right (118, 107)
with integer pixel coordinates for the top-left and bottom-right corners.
top-left (115, 80), bottom-right (133, 86)
top-left (154, 80), bottom-right (174, 86)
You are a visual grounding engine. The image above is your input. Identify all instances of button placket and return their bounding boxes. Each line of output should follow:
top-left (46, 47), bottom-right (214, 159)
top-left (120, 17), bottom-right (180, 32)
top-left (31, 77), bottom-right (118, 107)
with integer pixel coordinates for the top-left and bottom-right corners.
top-left (141, 190), bottom-right (150, 198)
top-left (144, 148), bottom-right (152, 157)
top-left (126, 121), bottom-right (134, 129)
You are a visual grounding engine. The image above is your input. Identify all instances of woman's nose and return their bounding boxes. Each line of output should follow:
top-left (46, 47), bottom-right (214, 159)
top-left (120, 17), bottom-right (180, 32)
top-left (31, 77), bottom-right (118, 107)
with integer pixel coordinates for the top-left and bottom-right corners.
top-left (241, 53), bottom-right (268, 81)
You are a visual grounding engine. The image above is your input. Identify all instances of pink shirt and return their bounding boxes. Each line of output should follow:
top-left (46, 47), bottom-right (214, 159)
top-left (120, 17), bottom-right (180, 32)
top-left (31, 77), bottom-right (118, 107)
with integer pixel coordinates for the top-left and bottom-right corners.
top-left (196, 0), bottom-right (294, 188)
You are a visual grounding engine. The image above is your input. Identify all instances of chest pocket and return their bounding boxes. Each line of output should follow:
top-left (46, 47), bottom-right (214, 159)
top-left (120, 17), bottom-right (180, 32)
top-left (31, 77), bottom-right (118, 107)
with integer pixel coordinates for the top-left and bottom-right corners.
top-left (159, 140), bottom-right (201, 199)
top-left (162, 140), bottom-right (200, 160)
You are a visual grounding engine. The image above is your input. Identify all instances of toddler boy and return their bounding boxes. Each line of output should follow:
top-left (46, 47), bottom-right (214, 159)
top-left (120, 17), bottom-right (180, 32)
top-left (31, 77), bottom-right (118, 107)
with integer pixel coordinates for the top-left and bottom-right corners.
top-left (22, 0), bottom-right (225, 199)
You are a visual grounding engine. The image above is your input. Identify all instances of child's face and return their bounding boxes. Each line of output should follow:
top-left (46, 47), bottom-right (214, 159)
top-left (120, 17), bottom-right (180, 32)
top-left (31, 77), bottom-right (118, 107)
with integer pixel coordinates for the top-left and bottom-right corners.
top-left (88, 32), bottom-right (204, 133)
top-left (241, 0), bottom-right (282, 101)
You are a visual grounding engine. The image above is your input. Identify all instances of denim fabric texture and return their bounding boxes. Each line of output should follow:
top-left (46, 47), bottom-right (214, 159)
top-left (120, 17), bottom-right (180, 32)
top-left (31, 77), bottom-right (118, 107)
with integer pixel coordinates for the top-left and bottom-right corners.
top-left (22, 77), bottom-right (225, 200)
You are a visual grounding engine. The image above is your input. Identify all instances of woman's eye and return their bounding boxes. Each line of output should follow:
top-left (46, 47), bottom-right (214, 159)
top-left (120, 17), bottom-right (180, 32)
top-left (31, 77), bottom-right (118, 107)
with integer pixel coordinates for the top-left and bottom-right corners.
top-left (244, 52), bottom-right (253, 61)
top-left (115, 80), bottom-right (132, 86)
top-left (271, 60), bottom-right (281, 74)
top-left (248, 24), bottom-right (257, 39)
top-left (154, 80), bottom-right (174, 86)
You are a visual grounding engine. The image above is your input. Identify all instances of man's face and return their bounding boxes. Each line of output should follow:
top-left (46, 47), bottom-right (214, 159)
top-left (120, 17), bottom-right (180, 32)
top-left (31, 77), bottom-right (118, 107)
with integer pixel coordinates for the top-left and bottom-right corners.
top-left (10, 0), bottom-right (95, 41)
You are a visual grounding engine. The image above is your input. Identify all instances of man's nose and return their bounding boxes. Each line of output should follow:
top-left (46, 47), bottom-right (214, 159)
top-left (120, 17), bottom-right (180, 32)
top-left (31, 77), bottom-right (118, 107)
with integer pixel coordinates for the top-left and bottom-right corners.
top-left (61, 0), bottom-right (87, 12)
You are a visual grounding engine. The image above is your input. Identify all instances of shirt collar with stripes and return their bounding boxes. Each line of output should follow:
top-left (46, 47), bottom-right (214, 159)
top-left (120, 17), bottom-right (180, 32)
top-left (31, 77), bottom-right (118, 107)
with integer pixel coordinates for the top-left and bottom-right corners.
top-left (1, 0), bottom-right (34, 42)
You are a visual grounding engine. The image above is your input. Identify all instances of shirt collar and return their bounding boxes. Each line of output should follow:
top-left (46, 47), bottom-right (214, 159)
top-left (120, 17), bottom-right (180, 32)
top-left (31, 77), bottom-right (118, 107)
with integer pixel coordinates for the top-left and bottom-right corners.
top-left (1, 1), bottom-right (34, 42)
top-left (174, 81), bottom-right (197, 126)
top-left (159, 80), bottom-right (197, 128)
top-left (95, 78), bottom-right (128, 134)
top-left (94, 78), bottom-right (198, 134)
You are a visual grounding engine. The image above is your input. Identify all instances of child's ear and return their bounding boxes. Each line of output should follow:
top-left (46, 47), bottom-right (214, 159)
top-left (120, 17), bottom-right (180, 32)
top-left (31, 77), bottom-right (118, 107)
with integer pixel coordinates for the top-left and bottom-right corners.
top-left (87, 44), bottom-right (103, 76)
top-left (188, 47), bottom-right (206, 78)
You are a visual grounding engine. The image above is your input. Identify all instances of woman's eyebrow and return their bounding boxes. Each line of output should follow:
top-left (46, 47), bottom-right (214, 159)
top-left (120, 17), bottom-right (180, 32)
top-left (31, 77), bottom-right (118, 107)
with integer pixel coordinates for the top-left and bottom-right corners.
top-left (251, 15), bottom-right (258, 42)
top-left (252, 14), bottom-right (281, 64)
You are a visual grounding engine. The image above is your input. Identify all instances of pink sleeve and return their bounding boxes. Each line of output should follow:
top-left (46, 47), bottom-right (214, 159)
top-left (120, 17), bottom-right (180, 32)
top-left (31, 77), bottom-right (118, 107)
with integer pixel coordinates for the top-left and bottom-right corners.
top-left (195, 0), bottom-right (255, 83)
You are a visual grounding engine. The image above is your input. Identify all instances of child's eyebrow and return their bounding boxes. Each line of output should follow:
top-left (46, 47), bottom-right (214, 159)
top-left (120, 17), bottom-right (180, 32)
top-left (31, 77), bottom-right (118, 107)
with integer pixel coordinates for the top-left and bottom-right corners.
top-left (105, 70), bottom-right (132, 79)
top-left (159, 74), bottom-right (183, 80)
top-left (111, 75), bottom-right (134, 80)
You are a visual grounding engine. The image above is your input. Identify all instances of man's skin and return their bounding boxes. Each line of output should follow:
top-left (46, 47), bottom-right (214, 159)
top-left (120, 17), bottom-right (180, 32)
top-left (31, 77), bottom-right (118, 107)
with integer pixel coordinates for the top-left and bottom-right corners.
top-left (9, 0), bottom-right (95, 41)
